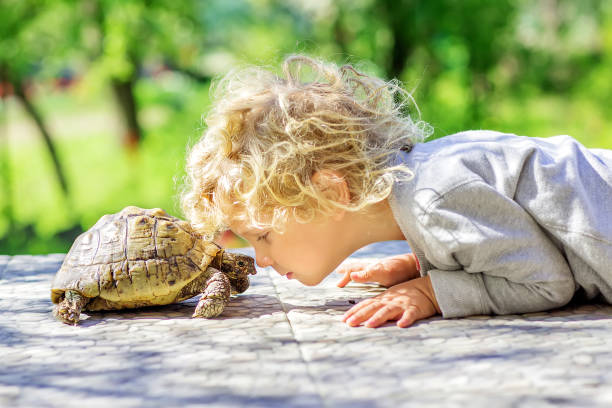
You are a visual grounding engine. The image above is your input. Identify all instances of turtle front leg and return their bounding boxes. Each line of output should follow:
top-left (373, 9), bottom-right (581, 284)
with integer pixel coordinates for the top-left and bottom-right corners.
top-left (193, 268), bottom-right (231, 318)
top-left (53, 290), bottom-right (89, 325)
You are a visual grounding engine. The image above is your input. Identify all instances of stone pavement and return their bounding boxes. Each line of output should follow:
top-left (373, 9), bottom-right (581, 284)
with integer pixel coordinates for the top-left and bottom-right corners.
top-left (2, 241), bottom-right (612, 408)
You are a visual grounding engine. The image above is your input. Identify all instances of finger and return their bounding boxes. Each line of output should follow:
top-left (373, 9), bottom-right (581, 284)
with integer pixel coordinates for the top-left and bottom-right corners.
top-left (397, 307), bottom-right (420, 328)
top-left (344, 302), bottom-right (382, 327)
top-left (365, 305), bottom-right (401, 328)
top-left (342, 293), bottom-right (389, 321)
top-left (349, 271), bottom-right (370, 282)
top-left (342, 297), bottom-right (375, 321)
top-left (349, 263), bottom-right (382, 283)
top-left (335, 261), bottom-right (367, 275)
top-left (336, 272), bottom-right (352, 288)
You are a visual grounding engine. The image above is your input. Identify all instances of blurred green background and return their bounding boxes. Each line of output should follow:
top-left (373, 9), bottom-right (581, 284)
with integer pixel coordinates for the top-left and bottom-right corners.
top-left (1, 0), bottom-right (611, 254)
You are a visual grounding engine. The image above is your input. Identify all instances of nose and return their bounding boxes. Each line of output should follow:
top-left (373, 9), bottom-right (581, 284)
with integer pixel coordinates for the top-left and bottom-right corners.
top-left (256, 255), bottom-right (274, 268)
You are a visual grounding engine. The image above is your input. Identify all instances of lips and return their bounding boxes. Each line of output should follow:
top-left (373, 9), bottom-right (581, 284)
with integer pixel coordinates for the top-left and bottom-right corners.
top-left (286, 272), bottom-right (294, 280)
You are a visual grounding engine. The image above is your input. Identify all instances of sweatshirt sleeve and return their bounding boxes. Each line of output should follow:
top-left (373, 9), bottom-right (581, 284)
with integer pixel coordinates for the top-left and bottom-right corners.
top-left (419, 180), bottom-right (576, 318)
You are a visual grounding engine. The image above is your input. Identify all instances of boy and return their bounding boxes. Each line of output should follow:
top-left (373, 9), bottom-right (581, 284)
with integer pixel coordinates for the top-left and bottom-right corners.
top-left (181, 55), bottom-right (612, 328)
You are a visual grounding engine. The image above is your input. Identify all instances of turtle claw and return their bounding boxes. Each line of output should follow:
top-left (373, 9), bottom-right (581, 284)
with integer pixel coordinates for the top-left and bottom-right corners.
top-left (53, 304), bottom-right (80, 325)
top-left (192, 269), bottom-right (230, 319)
top-left (193, 297), bottom-right (226, 318)
top-left (53, 290), bottom-right (88, 325)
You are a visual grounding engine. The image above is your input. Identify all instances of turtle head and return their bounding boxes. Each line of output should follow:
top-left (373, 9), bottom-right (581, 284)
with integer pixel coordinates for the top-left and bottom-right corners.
top-left (219, 251), bottom-right (257, 294)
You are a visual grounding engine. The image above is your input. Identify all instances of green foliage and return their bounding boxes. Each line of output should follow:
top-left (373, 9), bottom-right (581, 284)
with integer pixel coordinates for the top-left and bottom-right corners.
top-left (1, 75), bottom-right (209, 253)
top-left (1, 0), bottom-right (612, 254)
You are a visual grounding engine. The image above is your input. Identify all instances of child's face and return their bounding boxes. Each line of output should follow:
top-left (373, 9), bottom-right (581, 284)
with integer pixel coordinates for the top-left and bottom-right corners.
top-left (231, 214), bottom-right (349, 286)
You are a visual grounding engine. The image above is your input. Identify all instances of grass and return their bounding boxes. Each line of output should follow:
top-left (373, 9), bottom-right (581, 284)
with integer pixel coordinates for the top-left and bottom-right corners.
top-left (0, 73), bottom-right (210, 254)
top-left (1, 72), bottom-right (611, 254)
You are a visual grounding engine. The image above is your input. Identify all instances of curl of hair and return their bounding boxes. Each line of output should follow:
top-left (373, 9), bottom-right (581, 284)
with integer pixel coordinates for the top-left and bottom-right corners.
top-left (181, 55), bottom-right (432, 238)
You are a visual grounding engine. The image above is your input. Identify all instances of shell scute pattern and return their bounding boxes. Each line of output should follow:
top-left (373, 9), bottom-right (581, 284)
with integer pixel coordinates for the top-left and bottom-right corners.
top-left (51, 207), bottom-right (213, 306)
top-left (51, 206), bottom-right (257, 324)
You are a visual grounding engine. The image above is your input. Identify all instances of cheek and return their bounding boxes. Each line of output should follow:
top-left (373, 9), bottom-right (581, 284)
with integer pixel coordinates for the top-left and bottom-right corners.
top-left (277, 224), bottom-right (337, 274)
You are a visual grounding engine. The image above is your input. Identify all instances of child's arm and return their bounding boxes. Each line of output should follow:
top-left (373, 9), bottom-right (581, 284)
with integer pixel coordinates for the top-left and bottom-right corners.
top-left (336, 253), bottom-right (420, 288)
top-left (342, 276), bottom-right (441, 328)
top-left (402, 180), bottom-right (576, 319)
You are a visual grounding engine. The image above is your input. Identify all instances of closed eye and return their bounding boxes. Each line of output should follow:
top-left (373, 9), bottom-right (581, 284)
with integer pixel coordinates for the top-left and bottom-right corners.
top-left (257, 232), bottom-right (270, 242)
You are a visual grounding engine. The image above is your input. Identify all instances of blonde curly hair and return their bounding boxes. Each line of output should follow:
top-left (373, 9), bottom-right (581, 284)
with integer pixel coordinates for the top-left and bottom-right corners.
top-left (181, 55), bottom-right (431, 239)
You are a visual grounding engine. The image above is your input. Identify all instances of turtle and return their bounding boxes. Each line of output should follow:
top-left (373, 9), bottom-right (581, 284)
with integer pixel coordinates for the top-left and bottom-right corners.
top-left (51, 206), bottom-right (256, 325)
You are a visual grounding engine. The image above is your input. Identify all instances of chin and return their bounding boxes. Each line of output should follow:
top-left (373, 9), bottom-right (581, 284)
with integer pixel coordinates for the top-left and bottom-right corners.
top-left (297, 275), bottom-right (325, 287)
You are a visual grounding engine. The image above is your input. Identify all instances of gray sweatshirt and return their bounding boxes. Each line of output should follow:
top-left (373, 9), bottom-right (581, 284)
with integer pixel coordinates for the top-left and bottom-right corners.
top-left (388, 130), bottom-right (612, 318)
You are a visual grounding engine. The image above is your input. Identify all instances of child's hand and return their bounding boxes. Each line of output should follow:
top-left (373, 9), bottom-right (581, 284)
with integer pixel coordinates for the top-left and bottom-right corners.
top-left (336, 253), bottom-right (420, 288)
top-left (342, 276), bottom-right (441, 328)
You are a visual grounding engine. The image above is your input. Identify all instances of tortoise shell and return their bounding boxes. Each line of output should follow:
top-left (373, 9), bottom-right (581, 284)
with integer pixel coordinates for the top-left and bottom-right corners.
top-left (51, 206), bottom-right (220, 311)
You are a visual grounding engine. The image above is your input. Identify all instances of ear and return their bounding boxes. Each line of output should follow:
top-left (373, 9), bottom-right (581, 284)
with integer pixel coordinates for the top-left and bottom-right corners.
top-left (311, 170), bottom-right (350, 220)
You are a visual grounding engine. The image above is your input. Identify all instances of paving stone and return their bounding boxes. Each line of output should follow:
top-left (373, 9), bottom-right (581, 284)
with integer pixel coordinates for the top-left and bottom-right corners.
top-left (2, 245), bottom-right (612, 407)
top-left (0, 255), bottom-right (9, 278)
top-left (263, 241), bottom-right (612, 407)
top-left (0, 253), bottom-right (322, 408)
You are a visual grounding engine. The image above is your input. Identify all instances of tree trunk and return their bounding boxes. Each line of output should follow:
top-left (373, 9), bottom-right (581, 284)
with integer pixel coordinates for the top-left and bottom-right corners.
top-left (388, 25), bottom-right (411, 79)
top-left (12, 78), bottom-right (70, 197)
top-left (164, 60), bottom-right (211, 84)
top-left (110, 76), bottom-right (141, 150)
top-left (332, 5), bottom-right (350, 57)
top-left (379, 0), bottom-right (412, 79)
top-left (470, 72), bottom-right (489, 124)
